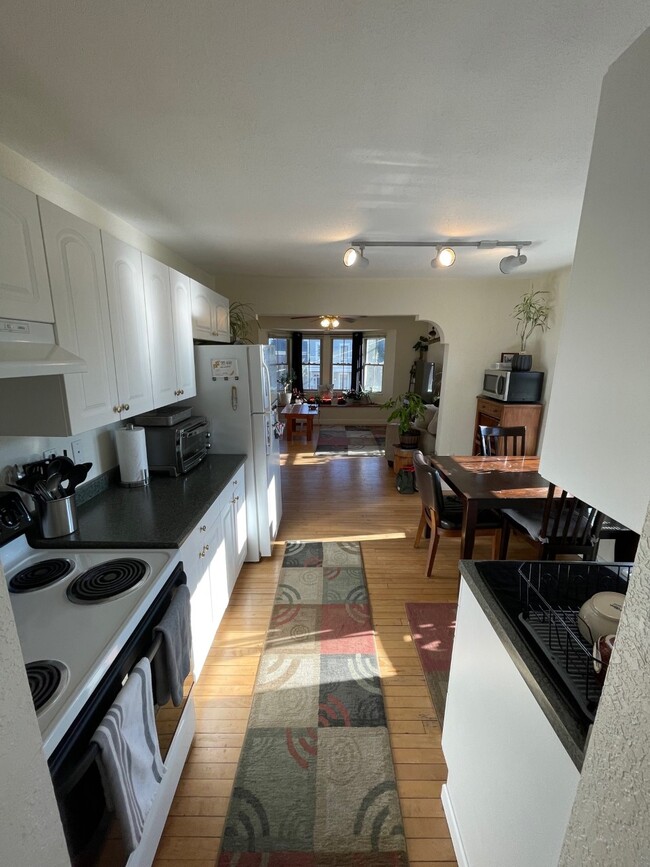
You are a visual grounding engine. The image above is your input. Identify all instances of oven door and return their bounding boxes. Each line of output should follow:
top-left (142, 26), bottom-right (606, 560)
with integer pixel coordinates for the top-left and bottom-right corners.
top-left (49, 563), bottom-right (194, 866)
top-left (178, 418), bottom-right (208, 473)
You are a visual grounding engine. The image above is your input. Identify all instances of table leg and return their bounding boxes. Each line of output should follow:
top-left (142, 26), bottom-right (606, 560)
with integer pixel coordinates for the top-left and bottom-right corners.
top-left (460, 500), bottom-right (478, 560)
top-left (306, 417), bottom-right (313, 439)
top-left (286, 418), bottom-right (293, 442)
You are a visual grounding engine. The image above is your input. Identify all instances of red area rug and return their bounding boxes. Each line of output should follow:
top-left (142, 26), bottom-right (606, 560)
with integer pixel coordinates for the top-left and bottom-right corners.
top-left (405, 602), bottom-right (457, 726)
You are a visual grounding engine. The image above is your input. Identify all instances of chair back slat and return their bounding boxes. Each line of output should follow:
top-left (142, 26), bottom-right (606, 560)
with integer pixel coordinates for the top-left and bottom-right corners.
top-left (539, 484), bottom-right (605, 556)
top-left (412, 449), bottom-right (446, 517)
top-left (478, 425), bottom-right (527, 456)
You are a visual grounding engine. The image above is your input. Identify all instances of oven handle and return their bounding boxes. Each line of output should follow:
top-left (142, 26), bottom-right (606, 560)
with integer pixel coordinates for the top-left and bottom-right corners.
top-left (55, 572), bottom-right (187, 797)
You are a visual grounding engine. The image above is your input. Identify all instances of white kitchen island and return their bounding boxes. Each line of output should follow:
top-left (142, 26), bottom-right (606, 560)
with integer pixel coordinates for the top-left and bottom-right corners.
top-left (441, 569), bottom-right (582, 867)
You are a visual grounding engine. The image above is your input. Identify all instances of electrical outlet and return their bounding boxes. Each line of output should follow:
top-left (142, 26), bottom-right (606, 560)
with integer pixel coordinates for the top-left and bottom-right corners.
top-left (71, 439), bottom-right (84, 464)
top-left (42, 450), bottom-right (56, 461)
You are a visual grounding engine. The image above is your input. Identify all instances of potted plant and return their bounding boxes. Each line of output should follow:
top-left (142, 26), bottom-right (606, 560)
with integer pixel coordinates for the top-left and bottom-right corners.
top-left (412, 327), bottom-right (439, 359)
top-left (382, 391), bottom-right (426, 448)
top-left (277, 368), bottom-right (295, 405)
top-left (229, 301), bottom-right (257, 344)
top-left (512, 290), bottom-right (551, 370)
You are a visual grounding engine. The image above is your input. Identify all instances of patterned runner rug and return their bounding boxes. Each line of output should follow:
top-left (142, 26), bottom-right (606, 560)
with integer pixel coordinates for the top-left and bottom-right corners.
top-left (314, 425), bottom-right (386, 456)
top-left (218, 541), bottom-right (408, 866)
top-left (405, 602), bottom-right (457, 726)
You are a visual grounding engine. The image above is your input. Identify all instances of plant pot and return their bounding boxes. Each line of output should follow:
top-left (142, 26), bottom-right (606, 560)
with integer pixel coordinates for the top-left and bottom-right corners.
top-left (399, 430), bottom-right (421, 449)
top-left (512, 353), bottom-right (532, 371)
top-left (278, 391), bottom-right (289, 406)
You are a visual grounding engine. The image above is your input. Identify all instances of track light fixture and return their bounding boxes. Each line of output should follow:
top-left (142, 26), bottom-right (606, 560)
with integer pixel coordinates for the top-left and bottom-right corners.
top-left (431, 246), bottom-right (456, 268)
top-left (343, 239), bottom-right (532, 273)
top-left (499, 247), bottom-right (528, 274)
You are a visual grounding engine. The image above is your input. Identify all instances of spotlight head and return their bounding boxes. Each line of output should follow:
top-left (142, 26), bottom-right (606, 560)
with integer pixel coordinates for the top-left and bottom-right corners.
top-left (343, 247), bottom-right (358, 267)
top-left (431, 246), bottom-right (456, 268)
top-left (499, 253), bottom-right (528, 274)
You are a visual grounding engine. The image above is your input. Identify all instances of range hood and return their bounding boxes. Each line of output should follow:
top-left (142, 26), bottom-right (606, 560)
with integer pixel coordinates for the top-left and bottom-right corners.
top-left (0, 318), bottom-right (87, 378)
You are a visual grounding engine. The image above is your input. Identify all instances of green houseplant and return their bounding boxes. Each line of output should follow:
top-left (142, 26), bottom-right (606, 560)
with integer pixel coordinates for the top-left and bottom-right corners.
top-left (382, 391), bottom-right (426, 447)
top-left (512, 289), bottom-right (551, 368)
top-left (229, 301), bottom-right (257, 344)
top-left (277, 368), bottom-right (295, 405)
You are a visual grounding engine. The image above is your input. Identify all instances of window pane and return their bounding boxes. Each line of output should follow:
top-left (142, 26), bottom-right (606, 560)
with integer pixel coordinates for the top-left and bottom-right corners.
top-left (301, 338), bottom-right (321, 389)
top-left (362, 336), bottom-right (385, 392)
top-left (331, 337), bottom-right (352, 391)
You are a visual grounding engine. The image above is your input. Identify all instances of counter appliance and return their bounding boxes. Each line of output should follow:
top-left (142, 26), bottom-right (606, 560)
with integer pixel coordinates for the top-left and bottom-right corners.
top-left (140, 414), bottom-right (210, 476)
top-left (0, 492), bottom-right (195, 865)
top-left (193, 344), bottom-right (282, 560)
top-left (482, 368), bottom-right (544, 402)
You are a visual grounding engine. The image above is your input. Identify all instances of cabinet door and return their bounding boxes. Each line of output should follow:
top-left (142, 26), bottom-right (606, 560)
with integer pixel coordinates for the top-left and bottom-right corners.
top-left (230, 465), bottom-right (247, 582)
top-left (190, 280), bottom-right (216, 340)
top-left (208, 503), bottom-right (230, 629)
top-left (143, 254), bottom-right (178, 407)
top-left (181, 524), bottom-right (213, 679)
top-left (0, 176), bottom-right (53, 322)
top-left (214, 291), bottom-right (230, 342)
top-left (101, 234), bottom-right (154, 418)
top-left (170, 269), bottom-right (196, 399)
top-left (39, 200), bottom-right (119, 432)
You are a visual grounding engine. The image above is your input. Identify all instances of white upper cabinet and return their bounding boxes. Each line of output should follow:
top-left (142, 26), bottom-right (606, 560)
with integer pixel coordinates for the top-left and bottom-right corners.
top-left (143, 254), bottom-right (177, 407)
top-left (101, 233), bottom-right (154, 419)
top-left (39, 200), bottom-right (119, 432)
top-left (170, 269), bottom-right (196, 399)
top-left (190, 280), bottom-right (230, 342)
top-left (143, 258), bottom-right (196, 405)
top-left (0, 176), bottom-right (53, 322)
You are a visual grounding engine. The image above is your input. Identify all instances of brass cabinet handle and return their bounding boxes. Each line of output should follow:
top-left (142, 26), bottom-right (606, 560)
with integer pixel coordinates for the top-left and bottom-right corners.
top-left (123, 403), bottom-right (130, 411)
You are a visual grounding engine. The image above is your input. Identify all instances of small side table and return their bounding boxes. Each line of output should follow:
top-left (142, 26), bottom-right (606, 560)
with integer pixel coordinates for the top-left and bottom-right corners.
top-left (393, 446), bottom-right (416, 475)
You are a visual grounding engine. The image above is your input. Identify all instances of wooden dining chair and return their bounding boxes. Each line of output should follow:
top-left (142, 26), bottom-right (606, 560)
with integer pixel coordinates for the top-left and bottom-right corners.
top-left (478, 425), bottom-right (527, 456)
top-left (498, 483), bottom-right (606, 560)
top-left (412, 450), bottom-right (502, 577)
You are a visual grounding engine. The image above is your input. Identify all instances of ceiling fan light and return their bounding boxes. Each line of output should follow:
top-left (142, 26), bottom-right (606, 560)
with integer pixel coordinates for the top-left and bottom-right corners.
top-left (343, 247), bottom-right (358, 267)
top-left (320, 317), bottom-right (331, 328)
top-left (432, 246), bottom-right (456, 268)
top-left (331, 318), bottom-right (340, 327)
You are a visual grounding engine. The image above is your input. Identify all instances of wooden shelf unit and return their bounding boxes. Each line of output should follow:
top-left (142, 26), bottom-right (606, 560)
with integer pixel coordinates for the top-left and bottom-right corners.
top-left (473, 396), bottom-right (543, 455)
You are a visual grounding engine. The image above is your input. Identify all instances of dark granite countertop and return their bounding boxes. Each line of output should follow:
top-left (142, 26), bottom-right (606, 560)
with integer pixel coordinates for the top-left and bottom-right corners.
top-left (459, 560), bottom-right (588, 770)
top-left (30, 454), bottom-right (246, 550)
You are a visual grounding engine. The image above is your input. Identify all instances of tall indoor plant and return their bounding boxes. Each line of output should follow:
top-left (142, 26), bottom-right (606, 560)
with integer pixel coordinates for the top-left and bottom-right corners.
top-left (512, 289), bottom-right (551, 369)
top-left (382, 391), bottom-right (426, 448)
top-left (229, 301), bottom-right (257, 344)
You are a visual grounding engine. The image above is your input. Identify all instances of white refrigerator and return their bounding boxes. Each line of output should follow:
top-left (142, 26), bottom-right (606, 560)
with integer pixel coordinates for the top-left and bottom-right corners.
top-left (193, 344), bottom-right (283, 561)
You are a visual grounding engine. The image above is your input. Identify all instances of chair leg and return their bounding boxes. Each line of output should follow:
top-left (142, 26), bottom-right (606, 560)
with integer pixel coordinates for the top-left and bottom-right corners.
top-left (425, 531), bottom-right (440, 577)
top-left (414, 507), bottom-right (427, 548)
top-left (498, 521), bottom-right (511, 559)
top-left (490, 529), bottom-right (501, 560)
top-left (425, 514), bottom-right (441, 577)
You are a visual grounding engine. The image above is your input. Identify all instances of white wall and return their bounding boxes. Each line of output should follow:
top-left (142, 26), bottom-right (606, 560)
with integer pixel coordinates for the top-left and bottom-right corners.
top-left (220, 274), bottom-right (557, 454)
top-left (558, 28), bottom-right (650, 865)
top-left (540, 28), bottom-right (650, 534)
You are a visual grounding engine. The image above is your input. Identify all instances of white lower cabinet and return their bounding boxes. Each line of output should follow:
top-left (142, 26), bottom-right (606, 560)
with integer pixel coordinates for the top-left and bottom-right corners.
top-left (441, 578), bottom-right (580, 867)
top-left (181, 465), bottom-right (247, 678)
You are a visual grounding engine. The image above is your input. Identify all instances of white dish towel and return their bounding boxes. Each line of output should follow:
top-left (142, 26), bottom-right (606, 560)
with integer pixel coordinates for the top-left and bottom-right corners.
top-left (91, 657), bottom-right (165, 853)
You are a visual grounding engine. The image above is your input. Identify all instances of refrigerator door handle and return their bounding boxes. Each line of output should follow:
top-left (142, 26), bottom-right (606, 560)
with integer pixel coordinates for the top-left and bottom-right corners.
top-left (231, 386), bottom-right (238, 410)
top-left (265, 415), bottom-right (272, 454)
top-left (261, 361), bottom-right (272, 413)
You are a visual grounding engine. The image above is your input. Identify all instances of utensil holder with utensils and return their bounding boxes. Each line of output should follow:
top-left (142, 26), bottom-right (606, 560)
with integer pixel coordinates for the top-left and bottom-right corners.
top-left (36, 493), bottom-right (78, 538)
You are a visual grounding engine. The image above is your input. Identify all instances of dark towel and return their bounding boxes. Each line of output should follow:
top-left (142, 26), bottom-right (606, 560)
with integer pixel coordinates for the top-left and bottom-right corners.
top-left (91, 657), bottom-right (165, 853)
top-left (153, 584), bottom-right (192, 706)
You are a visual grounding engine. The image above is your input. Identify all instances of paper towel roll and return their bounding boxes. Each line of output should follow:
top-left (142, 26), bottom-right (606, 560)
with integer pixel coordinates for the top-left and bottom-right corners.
top-left (115, 425), bottom-right (149, 487)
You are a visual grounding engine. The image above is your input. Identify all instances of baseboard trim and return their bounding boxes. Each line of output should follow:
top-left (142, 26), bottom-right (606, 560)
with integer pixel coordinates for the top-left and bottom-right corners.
top-left (441, 783), bottom-right (470, 867)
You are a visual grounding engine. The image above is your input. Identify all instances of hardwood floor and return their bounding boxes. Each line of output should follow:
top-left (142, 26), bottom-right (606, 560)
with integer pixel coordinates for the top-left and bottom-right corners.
top-left (154, 432), bottom-right (521, 866)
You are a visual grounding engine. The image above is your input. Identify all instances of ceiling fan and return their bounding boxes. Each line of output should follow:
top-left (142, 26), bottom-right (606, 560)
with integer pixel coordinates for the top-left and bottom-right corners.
top-left (290, 315), bottom-right (362, 329)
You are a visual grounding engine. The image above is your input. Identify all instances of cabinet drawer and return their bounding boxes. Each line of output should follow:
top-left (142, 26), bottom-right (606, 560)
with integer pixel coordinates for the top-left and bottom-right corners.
top-left (477, 398), bottom-right (503, 420)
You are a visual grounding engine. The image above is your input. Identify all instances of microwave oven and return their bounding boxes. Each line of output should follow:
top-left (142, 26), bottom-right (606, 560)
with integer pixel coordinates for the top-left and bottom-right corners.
top-left (482, 369), bottom-right (544, 402)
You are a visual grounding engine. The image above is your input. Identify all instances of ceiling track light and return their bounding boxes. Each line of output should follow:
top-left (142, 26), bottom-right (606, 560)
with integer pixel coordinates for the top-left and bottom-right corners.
top-left (342, 239), bottom-right (531, 272)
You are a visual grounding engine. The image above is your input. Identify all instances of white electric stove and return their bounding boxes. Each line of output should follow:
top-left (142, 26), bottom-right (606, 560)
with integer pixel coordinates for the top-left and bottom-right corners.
top-left (0, 493), bottom-right (180, 759)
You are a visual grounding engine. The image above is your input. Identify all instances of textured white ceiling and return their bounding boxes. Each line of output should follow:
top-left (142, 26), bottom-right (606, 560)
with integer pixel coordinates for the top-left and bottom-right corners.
top-left (0, 2), bottom-right (648, 279)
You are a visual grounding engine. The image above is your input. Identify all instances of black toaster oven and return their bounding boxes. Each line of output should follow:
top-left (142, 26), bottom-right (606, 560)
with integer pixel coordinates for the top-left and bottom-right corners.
top-left (142, 415), bottom-right (210, 476)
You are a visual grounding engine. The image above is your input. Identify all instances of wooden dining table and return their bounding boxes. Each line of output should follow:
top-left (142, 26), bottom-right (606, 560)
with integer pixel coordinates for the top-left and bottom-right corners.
top-left (429, 455), bottom-right (551, 560)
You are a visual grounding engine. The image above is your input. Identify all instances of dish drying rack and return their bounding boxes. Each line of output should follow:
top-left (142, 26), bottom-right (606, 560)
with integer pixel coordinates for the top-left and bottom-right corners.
top-left (516, 561), bottom-right (632, 722)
